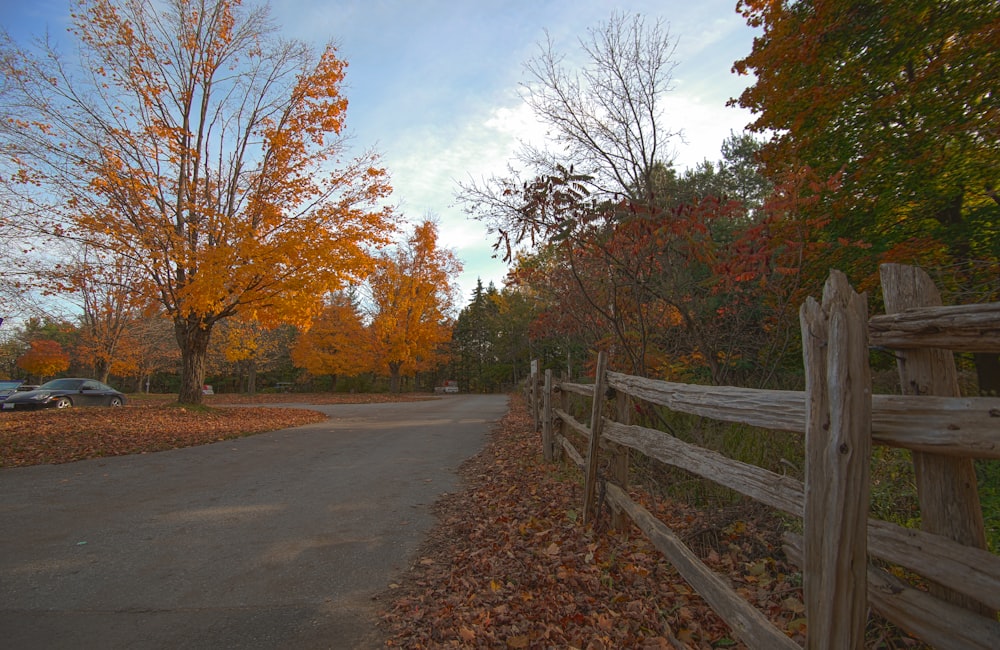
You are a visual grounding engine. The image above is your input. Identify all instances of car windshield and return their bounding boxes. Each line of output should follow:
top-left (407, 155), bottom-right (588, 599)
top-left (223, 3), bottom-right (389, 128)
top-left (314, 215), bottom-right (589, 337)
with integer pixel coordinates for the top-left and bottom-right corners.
top-left (0, 381), bottom-right (22, 390)
top-left (39, 379), bottom-right (86, 390)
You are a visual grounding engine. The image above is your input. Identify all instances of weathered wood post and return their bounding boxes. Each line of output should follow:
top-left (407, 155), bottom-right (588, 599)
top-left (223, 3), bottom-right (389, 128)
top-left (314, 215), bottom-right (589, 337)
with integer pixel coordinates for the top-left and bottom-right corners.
top-left (880, 263), bottom-right (991, 615)
top-left (610, 388), bottom-right (632, 531)
top-left (542, 369), bottom-right (554, 461)
top-left (800, 270), bottom-right (871, 650)
top-left (582, 351), bottom-right (609, 525)
top-left (555, 374), bottom-right (567, 462)
top-left (530, 359), bottom-right (540, 431)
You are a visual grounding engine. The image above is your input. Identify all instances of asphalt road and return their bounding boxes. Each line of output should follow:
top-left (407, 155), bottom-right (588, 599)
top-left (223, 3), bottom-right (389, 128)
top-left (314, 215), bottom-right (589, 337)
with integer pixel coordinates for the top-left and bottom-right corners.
top-left (0, 394), bottom-right (508, 649)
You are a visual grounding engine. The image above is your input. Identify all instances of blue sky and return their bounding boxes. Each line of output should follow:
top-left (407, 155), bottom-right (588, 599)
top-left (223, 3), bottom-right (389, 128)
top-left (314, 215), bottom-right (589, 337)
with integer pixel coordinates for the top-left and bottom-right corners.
top-left (1, 0), bottom-right (759, 304)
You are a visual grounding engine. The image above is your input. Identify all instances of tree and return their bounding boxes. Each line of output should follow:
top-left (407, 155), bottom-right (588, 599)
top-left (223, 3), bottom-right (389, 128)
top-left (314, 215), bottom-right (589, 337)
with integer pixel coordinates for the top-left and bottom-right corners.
top-left (458, 11), bottom-right (682, 260)
top-left (452, 279), bottom-right (502, 392)
top-left (209, 317), bottom-right (289, 394)
top-left (733, 0), bottom-right (1000, 389)
top-left (367, 220), bottom-right (461, 393)
top-left (734, 0), bottom-right (999, 239)
top-left (58, 249), bottom-right (150, 382)
top-left (0, 0), bottom-right (395, 404)
top-left (520, 11), bottom-right (680, 201)
top-left (128, 314), bottom-right (180, 392)
top-left (16, 339), bottom-right (70, 380)
top-left (457, 12), bottom-right (790, 383)
top-left (451, 280), bottom-right (542, 392)
top-left (290, 290), bottom-right (370, 388)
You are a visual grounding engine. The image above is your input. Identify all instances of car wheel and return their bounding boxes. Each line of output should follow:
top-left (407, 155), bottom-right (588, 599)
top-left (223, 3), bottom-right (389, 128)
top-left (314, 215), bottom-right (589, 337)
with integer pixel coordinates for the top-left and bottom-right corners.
top-left (109, 397), bottom-right (123, 407)
top-left (54, 397), bottom-right (72, 409)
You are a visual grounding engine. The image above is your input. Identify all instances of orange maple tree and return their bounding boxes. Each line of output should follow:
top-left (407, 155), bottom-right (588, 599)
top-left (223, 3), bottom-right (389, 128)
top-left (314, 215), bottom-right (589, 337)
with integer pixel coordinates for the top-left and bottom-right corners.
top-left (367, 221), bottom-right (461, 392)
top-left (16, 339), bottom-right (70, 381)
top-left (209, 317), bottom-right (291, 393)
top-left (290, 291), bottom-right (371, 386)
top-left (56, 251), bottom-right (152, 383)
top-left (1, 0), bottom-right (395, 403)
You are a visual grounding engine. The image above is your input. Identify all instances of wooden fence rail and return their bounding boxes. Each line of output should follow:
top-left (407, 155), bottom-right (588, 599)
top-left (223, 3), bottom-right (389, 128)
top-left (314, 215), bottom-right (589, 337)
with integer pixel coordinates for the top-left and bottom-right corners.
top-left (527, 264), bottom-right (1000, 649)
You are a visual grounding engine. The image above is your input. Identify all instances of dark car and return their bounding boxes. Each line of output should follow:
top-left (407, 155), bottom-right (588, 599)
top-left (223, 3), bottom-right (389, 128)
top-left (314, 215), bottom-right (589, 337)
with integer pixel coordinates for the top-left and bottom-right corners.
top-left (0, 380), bottom-right (38, 401)
top-left (0, 378), bottom-right (126, 411)
top-left (0, 380), bottom-right (26, 402)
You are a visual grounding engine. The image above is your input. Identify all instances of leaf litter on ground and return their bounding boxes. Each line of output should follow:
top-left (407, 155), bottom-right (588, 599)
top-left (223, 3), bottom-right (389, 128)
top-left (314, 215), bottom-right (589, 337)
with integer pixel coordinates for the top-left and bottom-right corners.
top-left (0, 390), bottom-right (928, 647)
top-left (377, 394), bottom-right (926, 649)
top-left (0, 392), bottom-right (429, 467)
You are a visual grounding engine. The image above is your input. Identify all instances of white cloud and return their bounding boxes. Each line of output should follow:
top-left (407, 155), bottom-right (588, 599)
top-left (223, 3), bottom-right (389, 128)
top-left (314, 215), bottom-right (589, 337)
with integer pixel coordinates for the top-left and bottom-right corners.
top-left (663, 91), bottom-right (755, 170)
top-left (381, 101), bottom-right (547, 300)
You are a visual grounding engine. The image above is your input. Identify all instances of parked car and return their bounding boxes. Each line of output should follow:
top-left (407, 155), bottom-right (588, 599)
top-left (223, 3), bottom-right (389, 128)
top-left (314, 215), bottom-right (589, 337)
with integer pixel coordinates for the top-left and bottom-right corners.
top-left (0, 378), bottom-right (126, 411)
top-left (0, 380), bottom-right (26, 402)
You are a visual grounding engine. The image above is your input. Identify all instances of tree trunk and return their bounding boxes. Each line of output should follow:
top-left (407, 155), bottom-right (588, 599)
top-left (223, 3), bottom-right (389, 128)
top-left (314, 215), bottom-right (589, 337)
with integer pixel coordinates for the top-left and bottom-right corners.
top-left (247, 361), bottom-right (257, 395)
top-left (95, 359), bottom-right (111, 384)
top-left (389, 361), bottom-right (402, 393)
top-left (174, 315), bottom-right (213, 405)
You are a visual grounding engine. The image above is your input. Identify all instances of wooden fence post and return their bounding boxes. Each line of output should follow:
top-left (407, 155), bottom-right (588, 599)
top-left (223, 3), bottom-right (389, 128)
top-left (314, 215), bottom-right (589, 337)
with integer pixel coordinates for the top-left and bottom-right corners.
top-left (800, 270), bottom-right (871, 650)
top-left (542, 369), bottom-right (554, 461)
top-left (880, 263), bottom-right (991, 615)
top-left (555, 374), bottom-right (567, 462)
top-left (610, 388), bottom-right (632, 531)
top-left (583, 351), bottom-right (609, 525)
top-left (530, 359), bottom-right (540, 431)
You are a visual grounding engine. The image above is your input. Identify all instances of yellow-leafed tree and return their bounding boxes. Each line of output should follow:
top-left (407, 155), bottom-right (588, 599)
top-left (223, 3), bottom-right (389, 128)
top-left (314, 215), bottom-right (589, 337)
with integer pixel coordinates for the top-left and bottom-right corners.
top-left (368, 221), bottom-right (461, 392)
top-left (209, 317), bottom-right (289, 394)
top-left (290, 291), bottom-right (371, 387)
top-left (16, 340), bottom-right (70, 382)
top-left (0, 0), bottom-right (395, 403)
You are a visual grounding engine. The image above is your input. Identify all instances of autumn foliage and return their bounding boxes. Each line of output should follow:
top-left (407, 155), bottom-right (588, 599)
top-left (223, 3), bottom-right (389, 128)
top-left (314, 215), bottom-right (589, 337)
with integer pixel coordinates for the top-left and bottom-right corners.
top-left (1, 0), bottom-right (396, 404)
top-left (367, 221), bottom-right (461, 392)
top-left (0, 393), bottom-right (430, 468)
top-left (733, 0), bottom-right (999, 293)
top-left (291, 292), bottom-right (371, 381)
top-left (379, 395), bottom-right (826, 648)
top-left (16, 340), bottom-right (70, 379)
top-left (286, 221), bottom-right (461, 391)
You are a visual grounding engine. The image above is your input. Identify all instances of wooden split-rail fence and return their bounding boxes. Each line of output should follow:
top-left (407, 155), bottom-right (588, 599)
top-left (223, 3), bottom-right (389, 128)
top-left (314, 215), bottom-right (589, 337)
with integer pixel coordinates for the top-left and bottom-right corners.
top-left (526, 263), bottom-right (1000, 649)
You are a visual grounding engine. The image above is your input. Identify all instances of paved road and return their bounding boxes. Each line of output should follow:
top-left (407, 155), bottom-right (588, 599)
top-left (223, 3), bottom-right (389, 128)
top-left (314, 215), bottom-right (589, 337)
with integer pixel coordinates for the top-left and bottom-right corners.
top-left (0, 394), bottom-right (508, 649)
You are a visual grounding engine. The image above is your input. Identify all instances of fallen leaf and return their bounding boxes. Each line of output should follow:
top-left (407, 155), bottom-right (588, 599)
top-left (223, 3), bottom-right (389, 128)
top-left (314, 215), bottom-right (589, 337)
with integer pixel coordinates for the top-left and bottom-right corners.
top-left (783, 596), bottom-right (805, 613)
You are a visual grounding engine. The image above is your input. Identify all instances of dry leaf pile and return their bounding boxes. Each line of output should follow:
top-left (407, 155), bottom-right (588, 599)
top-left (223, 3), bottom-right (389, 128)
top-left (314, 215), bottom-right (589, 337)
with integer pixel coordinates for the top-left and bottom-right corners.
top-left (0, 402), bottom-right (327, 467)
top-left (0, 392), bottom-right (433, 468)
top-left (378, 394), bottom-right (801, 649)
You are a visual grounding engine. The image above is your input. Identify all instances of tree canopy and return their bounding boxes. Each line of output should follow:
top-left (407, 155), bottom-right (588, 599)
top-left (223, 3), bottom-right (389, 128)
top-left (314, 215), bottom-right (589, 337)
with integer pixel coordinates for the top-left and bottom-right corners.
top-left (733, 0), bottom-right (999, 284)
top-left (367, 220), bottom-right (461, 392)
top-left (0, 0), bottom-right (395, 402)
top-left (290, 291), bottom-right (371, 384)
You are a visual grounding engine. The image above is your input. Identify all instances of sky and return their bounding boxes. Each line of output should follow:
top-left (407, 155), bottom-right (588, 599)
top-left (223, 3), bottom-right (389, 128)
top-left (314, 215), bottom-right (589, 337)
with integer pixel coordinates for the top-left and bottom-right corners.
top-left (1, 0), bottom-right (760, 306)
